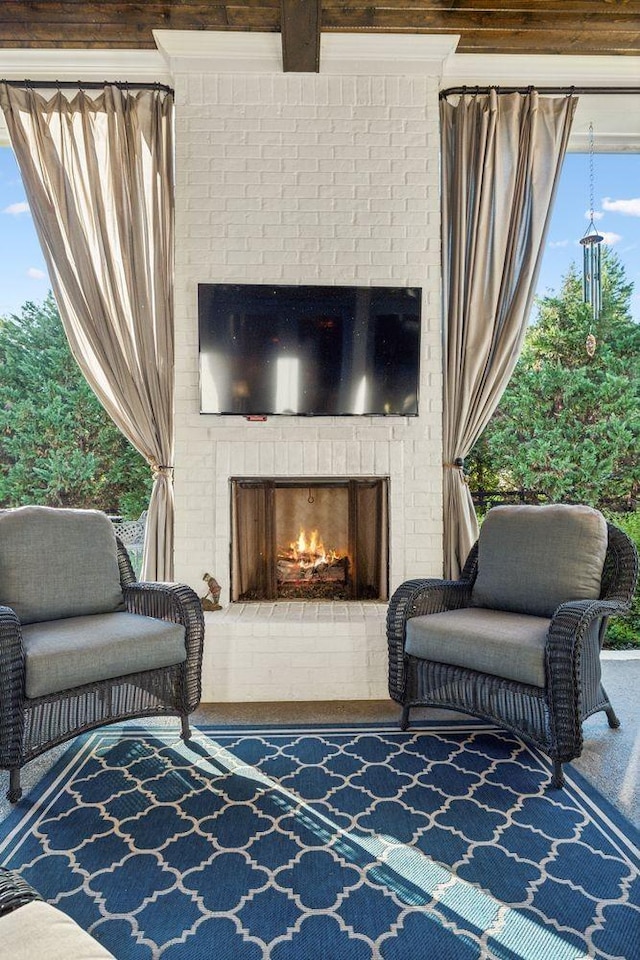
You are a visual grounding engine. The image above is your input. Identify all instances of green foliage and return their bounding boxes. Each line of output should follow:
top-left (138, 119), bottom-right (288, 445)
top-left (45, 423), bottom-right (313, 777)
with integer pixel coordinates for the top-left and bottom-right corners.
top-left (469, 250), bottom-right (639, 507)
top-left (468, 250), bottom-right (639, 649)
top-left (0, 294), bottom-right (151, 517)
top-left (603, 510), bottom-right (640, 650)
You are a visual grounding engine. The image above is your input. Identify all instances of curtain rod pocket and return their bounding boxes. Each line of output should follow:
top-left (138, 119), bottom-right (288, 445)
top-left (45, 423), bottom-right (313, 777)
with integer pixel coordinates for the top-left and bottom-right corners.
top-left (440, 85), bottom-right (640, 99)
top-left (0, 79), bottom-right (173, 95)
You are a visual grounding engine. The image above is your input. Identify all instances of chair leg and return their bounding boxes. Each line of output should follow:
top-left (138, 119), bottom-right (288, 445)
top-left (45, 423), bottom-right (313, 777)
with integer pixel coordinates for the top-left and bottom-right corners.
top-left (8, 768), bottom-right (22, 804)
top-left (400, 705), bottom-right (411, 731)
top-left (180, 715), bottom-right (191, 742)
top-left (605, 705), bottom-right (621, 729)
top-left (550, 761), bottom-right (564, 789)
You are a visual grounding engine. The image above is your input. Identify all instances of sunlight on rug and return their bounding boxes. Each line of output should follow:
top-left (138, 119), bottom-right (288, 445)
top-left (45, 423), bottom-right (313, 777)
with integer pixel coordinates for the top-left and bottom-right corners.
top-left (1, 722), bottom-right (638, 960)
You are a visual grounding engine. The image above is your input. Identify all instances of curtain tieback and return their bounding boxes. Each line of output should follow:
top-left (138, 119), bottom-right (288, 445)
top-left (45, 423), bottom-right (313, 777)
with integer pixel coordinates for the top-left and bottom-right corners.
top-left (150, 458), bottom-right (174, 479)
top-left (443, 459), bottom-right (468, 483)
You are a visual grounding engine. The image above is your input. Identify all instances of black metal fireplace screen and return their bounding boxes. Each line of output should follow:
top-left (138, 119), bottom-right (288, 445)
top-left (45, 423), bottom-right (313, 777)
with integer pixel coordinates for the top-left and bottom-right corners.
top-left (230, 478), bottom-right (389, 602)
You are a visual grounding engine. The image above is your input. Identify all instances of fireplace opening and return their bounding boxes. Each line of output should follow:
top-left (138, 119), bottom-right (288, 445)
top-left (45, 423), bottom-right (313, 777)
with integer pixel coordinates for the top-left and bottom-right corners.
top-left (231, 478), bottom-right (389, 602)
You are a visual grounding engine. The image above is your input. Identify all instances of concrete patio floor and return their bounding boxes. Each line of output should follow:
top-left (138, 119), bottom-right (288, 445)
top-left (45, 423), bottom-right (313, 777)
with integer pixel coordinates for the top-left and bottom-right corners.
top-left (2, 651), bottom-right (638, 829)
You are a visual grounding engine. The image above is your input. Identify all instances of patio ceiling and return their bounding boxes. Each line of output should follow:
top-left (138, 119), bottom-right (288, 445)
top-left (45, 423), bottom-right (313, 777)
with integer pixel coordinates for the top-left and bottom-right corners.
top-left (1, 1), bottom-right (640, 73)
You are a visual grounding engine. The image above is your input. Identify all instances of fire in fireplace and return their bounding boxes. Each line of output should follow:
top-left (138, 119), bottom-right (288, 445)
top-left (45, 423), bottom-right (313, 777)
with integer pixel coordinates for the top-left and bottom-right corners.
top-left (277, 527), bottom-right (350, 599)
top-left (231, 478), bottom-right (388, 602)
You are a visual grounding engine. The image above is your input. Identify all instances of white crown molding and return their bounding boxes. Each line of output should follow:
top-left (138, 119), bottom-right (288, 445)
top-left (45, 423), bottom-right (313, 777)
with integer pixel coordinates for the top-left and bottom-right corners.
top-left (154, 30), bottom-right (283, 72)
top-left (442, 53), bottom-right (640, 88)
top-left (0, 49), bottom-right (169, 83)
top-left (154, 30), bottom-right (460, 75)
top-left (320, 34), bottom-right (460, 75)
top-left (568, 133), bottom-right (639, 153)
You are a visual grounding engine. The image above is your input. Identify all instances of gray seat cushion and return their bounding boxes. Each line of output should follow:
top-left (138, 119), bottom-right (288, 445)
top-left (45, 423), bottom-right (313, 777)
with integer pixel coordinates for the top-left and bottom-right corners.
top-left (0, 505), bottom-right (125, 624)
top-left (22, 612), bottom-right (186, 699)
top-left (405, 607), bottom-right (551, 688)
top-left (471, 504), bottom-right (608, 618)
top-left (1, 900), bottom-right (116, 959)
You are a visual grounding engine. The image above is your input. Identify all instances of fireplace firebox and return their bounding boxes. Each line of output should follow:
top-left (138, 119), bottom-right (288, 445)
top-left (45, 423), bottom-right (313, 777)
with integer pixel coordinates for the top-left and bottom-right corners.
top-left (231, 478), bottom-right (389, 602)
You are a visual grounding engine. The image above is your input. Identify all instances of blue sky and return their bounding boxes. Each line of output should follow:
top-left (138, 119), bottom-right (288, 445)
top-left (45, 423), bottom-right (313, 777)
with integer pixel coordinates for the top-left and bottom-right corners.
top-left (0, 146), bottom-right (639, 321)
top-left (537, 152), bottom-right (640, 321)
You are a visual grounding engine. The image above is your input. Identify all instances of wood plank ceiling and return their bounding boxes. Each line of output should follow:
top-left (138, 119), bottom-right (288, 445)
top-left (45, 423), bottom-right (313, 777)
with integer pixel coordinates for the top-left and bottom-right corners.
top-left (1, 2), bottom-right (639, 73)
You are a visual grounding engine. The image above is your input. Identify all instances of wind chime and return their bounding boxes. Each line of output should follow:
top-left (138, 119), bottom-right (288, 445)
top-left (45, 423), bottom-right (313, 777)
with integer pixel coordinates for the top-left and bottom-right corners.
top-left (579, 123), bottom-right (603, 356)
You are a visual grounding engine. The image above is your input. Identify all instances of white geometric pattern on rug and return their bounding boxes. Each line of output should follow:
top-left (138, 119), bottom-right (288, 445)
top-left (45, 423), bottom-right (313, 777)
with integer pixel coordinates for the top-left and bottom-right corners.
top-left (1, 723), bottom-right (638, 960)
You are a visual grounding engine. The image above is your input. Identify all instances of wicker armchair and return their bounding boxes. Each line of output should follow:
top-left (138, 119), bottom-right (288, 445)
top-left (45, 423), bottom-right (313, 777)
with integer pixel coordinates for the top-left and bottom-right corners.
top-left (387, 504), bottom-right (638, 788)
top-left (0, 865), bottom-right (116, 956)
top-left (0, 506), bottom-right (204, 803)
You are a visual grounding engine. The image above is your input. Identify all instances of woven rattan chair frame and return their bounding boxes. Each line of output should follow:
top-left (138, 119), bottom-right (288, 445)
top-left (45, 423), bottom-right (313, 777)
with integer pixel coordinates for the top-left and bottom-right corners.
top-left (387, 522), bottom-right (638, 788)
top-left (0, 539), bottom-right (204, 803)
top-left (0, 866), bottom-right (42, 919)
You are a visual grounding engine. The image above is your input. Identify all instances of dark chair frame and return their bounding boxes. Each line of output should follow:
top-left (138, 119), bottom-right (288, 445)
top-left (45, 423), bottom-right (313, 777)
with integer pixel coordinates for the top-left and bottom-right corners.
top-left (387, 522), bottom-right (638, 787)
top-left (0, 539), bottom-right (205, 802)
top-left (0, 866), bottom-right (42, 919)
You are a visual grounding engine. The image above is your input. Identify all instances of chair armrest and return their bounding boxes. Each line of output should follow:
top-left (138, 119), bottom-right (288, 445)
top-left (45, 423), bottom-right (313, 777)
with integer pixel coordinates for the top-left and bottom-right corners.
top-left (546, 598), bottom-right (624, 762)
top-left (0, 867), bottom-right (42, 919)
top-left (122, 581), bottom-right (203, 626)
top-left (387, 578), bottom-right (472, 701)
top-left (122, 582), bottom-right (205, 711)
top-left (0, 606), bottom-right (26, 769)
top-left (602, 522), bottom-right (638, 607)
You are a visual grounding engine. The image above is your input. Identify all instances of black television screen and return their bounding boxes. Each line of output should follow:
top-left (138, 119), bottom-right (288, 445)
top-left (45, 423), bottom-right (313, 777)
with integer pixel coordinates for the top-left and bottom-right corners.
top-left (198, 283), bottom-right (421, 416)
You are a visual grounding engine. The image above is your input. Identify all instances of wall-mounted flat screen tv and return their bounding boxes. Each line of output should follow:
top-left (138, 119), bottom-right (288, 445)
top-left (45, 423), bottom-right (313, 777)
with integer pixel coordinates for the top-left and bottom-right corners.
top-left (198, 283), bottom-right (421, 416)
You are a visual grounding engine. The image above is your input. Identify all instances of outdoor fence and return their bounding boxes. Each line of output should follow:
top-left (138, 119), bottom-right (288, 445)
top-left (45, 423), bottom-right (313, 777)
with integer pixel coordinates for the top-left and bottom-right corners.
top-left (471, 490), bottom-right (637, 515)
top-left (110, 512), bottom-right (147, 577)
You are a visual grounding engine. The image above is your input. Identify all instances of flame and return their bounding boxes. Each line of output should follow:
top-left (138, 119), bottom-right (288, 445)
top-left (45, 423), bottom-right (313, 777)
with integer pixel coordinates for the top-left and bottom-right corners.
top-left (289, 528), bottom-right (341, 568)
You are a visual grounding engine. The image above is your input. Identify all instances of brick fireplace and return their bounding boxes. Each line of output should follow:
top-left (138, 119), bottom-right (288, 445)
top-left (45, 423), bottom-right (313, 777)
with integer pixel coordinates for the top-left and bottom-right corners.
top-left (231, 477), bottom-right (389, 602)
top-left (163, 33), bottom-right (450, 701)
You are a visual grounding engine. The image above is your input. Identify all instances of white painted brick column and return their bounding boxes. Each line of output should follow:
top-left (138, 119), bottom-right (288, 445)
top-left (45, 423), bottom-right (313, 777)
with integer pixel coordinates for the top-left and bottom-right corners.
top-left (158, 33), bottom-right (451, 701)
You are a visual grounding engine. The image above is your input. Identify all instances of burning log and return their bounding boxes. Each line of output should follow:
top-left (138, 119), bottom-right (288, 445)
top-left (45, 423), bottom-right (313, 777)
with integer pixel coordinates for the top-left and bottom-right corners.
top-left (277, 554), bottom-right (349, 583)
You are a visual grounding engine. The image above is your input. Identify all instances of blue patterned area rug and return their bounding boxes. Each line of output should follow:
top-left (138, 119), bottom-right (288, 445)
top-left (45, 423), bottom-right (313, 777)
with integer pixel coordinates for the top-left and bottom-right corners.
top-left (1, 722), bottom-right (638, 960)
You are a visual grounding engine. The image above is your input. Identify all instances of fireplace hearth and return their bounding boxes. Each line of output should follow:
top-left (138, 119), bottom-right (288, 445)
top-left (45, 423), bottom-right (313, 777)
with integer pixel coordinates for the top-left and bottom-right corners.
top-left (231, 478), bottom-right (389, 602)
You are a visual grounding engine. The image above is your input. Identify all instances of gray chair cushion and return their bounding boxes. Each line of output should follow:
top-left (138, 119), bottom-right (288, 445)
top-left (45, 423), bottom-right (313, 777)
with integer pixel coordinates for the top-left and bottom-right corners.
top-left (405, 608), bottom-right (551, 688)
top-left (0, 506), bottom-right (125, 624)
top-left (22, 612), bottom-right (186, 699)
top-left (1, 900), bottom-right (116, 959)
top-left (471, 504), bottom-right (608, 618)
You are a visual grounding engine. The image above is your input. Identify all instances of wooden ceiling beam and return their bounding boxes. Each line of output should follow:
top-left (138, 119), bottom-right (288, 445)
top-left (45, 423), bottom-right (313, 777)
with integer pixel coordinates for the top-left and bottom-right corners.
top-left (0, 0), bottom-right (638, 55)
top-left (320, 0), bottom-right (640, 9)
top-left (321, 4), bottom-right (637, 33)
top-left (280, 0), bottom-right (321, 72)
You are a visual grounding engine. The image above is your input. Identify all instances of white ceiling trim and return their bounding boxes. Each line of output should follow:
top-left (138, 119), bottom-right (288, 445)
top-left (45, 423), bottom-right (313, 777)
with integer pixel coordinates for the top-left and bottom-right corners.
top-left (1, 37), bottom-right (638, 151)
top-left (0, 48), bottom-right (168, 83)
top-left (154, 30), bottom-right (460, 75)
top-left (442, 53), bottom-right (640, 152)
top-left (442, 53), bottom-right (640, 88)
top-left (320, 34), bottom-right (459, 75)
top-left (154, 29), bottom-right (282, 72)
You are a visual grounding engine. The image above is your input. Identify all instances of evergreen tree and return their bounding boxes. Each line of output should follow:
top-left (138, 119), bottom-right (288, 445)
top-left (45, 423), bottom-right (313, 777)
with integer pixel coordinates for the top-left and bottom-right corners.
top-left (469, 249), bottom-right (639, 507)
top-left (0, 294), bottom-right (151, 516)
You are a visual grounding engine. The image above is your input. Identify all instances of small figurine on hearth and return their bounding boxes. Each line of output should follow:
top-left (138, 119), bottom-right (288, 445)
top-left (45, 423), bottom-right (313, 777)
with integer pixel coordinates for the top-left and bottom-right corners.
top-left (201, 573), bottom-right (222, 611)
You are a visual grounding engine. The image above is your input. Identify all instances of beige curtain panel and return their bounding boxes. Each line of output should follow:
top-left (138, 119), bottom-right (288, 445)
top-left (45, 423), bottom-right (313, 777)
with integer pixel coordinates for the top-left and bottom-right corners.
top-left (0, 83), bottom-right (175, 581)
top-left (440, 89), bottom-right (577, 579)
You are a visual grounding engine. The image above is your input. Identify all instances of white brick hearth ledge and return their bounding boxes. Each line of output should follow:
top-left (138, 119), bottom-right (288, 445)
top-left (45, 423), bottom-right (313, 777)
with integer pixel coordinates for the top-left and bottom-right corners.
top-left (202, 603), bottom-right (388, 703)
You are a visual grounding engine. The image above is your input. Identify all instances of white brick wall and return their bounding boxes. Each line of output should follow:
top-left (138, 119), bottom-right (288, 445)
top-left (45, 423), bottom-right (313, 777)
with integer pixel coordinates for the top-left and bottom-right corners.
top-left (171, 60), bottom-right (444, 701)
